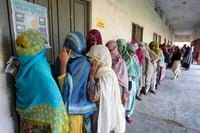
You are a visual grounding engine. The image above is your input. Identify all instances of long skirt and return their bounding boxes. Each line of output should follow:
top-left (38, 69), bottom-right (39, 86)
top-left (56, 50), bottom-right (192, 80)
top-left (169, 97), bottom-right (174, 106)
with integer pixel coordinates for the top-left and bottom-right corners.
top-left (136, 69), bottom-right (143, 97)
top-left (68, 115), bottom-right (84, 133)
top-left (150, 63), bottom-right (157, 91)
top-left (171, 60), bottom-right (181, 77)
top-left (126, 80), bottom-right (137, 117)
top-left (161, 63), bottom-right (166, 81)
top-left (145, 63), bottom-right (154, 93)
top-left (20, 118), bottom-right (50, 133)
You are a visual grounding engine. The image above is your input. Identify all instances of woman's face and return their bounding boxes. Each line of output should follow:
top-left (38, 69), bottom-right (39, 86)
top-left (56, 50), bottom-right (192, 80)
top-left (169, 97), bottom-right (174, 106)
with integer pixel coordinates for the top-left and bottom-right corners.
top-left (128, 50), bottom-right (134, 56)
top-left (17, 42), bottom-right (24, 48)
top-left (93, 42), bottom-right (97, 45)
top-left (118, 45), bottom-right (124, 54)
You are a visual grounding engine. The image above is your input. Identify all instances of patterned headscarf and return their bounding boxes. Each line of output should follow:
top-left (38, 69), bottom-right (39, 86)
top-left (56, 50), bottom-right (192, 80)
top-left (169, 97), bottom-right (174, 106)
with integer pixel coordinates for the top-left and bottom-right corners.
top-left (86, 29), bottom-right (102, 52)
top-left (16, 29), bottom-right (44, 56)
top-left (149, 41), bottom-right (159, 55)
top-left (15, 30), bottom-right (69, 133)
top-left (106, 41), bottom-right (128, 89)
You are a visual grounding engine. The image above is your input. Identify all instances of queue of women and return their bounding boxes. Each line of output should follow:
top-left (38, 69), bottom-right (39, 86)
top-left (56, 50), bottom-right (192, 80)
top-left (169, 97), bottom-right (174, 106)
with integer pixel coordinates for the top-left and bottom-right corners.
top-left (12, 29), bottom-right (191, 133)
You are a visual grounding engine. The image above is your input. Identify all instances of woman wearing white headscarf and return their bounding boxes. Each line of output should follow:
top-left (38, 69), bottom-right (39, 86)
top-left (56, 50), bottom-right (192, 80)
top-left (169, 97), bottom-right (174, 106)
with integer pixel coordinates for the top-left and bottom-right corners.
top-left (87, 45), bottom-right (125, 133)
top-left (138, 41), bottom-right (153, 94)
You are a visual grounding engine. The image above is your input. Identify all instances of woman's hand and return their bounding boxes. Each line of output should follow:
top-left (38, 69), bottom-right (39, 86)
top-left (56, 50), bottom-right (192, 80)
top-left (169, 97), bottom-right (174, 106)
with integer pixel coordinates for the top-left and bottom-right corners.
top-left (128, 90), bottom-right (131, 96)
top-left (145, 69), bottom-right (148, 76)
top-left (157, 66), bottom-right (160, 72)
top-left (89, 60), bottom-right (98, 80)
top-left (11, 64), bottom-right (19, 78)
top-left (122, 92), bottom-right (128, 106)
top-left (59, 47), bottom-right (71, 75)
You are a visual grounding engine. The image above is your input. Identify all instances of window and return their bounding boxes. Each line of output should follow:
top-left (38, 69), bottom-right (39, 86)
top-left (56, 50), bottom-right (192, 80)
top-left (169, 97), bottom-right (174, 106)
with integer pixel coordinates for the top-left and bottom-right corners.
top-left (153, 33), bottom-right (157, 42)
top-left (164, 38), bottom-right (166, 43)
top-left (158, 35), bottom-right (161, 44)
top-left (132, 23), bottom-right (143, 42)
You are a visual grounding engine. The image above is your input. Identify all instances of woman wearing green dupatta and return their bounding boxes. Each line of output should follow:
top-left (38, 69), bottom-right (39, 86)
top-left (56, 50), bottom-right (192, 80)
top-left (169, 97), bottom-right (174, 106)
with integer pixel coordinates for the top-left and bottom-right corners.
top-left (156, 42), bottom-right (165, 88)
top-left (149, 42), bottom-right (160, 92)
top-left (116, 39), bottom-right (137, 124)
top-left (14, 30), bottom-right (69, 133)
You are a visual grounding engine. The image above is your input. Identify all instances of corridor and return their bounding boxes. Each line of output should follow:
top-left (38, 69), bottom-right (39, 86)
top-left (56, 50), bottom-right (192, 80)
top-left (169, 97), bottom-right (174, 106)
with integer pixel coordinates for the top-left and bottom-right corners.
top-left (126, 65), bottom-right (200, 133)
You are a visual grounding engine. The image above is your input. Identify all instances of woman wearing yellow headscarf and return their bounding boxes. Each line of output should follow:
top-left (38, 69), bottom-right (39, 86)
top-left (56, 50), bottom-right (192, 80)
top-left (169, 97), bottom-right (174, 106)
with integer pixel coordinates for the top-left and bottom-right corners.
top-left (156, 42), bottom-right (165, 89)
top-left (14, 29), bottom-right (69, 133)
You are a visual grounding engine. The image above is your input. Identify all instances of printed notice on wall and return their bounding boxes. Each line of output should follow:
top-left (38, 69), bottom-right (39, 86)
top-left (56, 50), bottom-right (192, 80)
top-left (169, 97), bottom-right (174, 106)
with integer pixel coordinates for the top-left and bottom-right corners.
top-left (11, 0), bottom-right (50, 48)
top-left (96, 18), bottom-right (106, 29)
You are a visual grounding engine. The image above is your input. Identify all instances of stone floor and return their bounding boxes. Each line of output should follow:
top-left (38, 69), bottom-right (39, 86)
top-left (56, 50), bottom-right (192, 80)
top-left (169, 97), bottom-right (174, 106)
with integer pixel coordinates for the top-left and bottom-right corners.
top-left (126, 64), bottom-right (200, 133)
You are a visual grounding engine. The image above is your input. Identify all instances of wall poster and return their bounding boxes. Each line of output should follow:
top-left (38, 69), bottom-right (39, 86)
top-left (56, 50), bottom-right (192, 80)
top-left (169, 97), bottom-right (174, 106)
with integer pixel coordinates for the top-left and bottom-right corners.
top-left (11, 0), bottom-right (50, 48)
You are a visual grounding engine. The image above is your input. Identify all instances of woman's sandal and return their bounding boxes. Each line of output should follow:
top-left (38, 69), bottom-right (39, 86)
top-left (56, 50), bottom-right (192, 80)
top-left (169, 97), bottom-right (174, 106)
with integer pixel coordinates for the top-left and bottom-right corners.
top-left (126, 116), bottom-right (133, 124)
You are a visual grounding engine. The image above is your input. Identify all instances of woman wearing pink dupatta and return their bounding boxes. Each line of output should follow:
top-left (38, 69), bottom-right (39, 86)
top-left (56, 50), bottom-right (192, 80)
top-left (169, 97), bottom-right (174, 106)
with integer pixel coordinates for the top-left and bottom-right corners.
top-left (106, 41), bottom-right (129, 106)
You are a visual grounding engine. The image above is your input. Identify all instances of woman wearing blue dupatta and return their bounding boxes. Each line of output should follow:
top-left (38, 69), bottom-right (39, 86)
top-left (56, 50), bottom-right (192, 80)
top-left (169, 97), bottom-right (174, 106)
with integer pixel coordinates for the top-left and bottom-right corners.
top-left (54, 32), bottom-right (97, 133)
top-left (116, 39), bottom-right (137, 124)
top-left (14, 30), bottom-right (69, 133)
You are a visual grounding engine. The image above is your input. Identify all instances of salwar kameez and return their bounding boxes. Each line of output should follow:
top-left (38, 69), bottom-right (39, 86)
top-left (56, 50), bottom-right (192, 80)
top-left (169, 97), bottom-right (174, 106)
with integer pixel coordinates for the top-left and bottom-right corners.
top-left (157, 50), bottom-right (165, 84)
top-left (171, 47), bottom-right (181, 78)
top-left (117, 40), bottom-right (137, 123)
top-left (146, 48), bottom-right (159, 93)
top-left (141, 49), bottom-right (150, 93)
top-left (57, 74), bottom-right (85, 133)
top-left (171, 60), bottom-right (181, 77)
top-left (150, 63), bottom-right (158, 91)
top-left (15, 30), bottom-right (69, 133)
top-left (133, 55), bottom-right (142, 97)
top-left (136, 69), bottom-right (143, 97)
top-left (161, 63), bottom-right (167, 81)
top-left (182, 47), bottom-right (193, 69)
top-left (126, 80), bottom-right (137, 117)
top-left (145, 62), bottom-right (154, 93)
top-left (87, 45), bottom-right (126, 133)
top-left (20, 119), bottom-right (50, 133)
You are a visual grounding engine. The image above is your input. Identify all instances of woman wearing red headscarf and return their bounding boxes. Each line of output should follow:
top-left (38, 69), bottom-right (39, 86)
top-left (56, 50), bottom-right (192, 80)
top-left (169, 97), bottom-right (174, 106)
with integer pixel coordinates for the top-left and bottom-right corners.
top-left (171, 46), bottom-right (181, 79)
top-left (86, 29), bottom-right (103, 52)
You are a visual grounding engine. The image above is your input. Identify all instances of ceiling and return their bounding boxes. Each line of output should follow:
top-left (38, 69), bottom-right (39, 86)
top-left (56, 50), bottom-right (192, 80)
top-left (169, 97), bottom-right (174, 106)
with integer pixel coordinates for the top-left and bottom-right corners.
top-left (155, 0), bottom-right (200, 36)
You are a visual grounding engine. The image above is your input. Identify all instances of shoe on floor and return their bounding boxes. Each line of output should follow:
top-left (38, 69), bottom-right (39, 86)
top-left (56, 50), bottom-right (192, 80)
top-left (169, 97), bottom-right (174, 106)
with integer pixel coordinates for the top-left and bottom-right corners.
top-left (126, 116), bottom-right (133, 124)
top-left (136, 95), bottom-right (142, 101)
top-left (150, 90), bottom-right (156, 94)
top-left (155, 85), bottom-right (158, 89)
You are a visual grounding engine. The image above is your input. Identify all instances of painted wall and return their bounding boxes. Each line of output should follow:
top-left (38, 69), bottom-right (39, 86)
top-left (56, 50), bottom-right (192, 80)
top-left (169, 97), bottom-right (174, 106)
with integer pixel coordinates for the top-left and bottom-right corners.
top-left (90, 0), bottom-right (174, 44)
top-left (0, 0), bottom-right (19, 132)
top-left (0, 58), bottom-right (14, 133)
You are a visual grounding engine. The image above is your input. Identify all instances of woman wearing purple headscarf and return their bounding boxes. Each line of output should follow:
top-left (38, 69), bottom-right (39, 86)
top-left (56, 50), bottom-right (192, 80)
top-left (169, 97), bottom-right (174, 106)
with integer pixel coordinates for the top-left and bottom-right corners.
top-left (86, 29), bottom-right (102, 52)
top-left (106, 40), bottom-right (129, 106)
